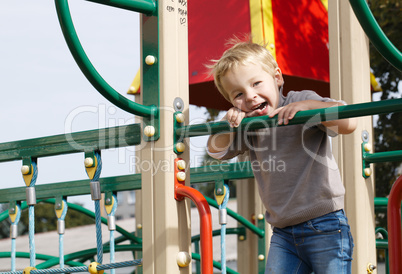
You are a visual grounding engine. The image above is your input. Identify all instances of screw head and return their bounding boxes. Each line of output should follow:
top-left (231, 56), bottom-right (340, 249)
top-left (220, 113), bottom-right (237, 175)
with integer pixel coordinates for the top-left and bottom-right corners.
top-left (364, 168), bottom-right (372, 177)
top-left (84, 157), bottom-right (94, 168)
top-left (364, 143), bottom-right (372, 152)
top-left (144, 125), bottom-right (156, 137)
top-left (177, 251), bottom-right (191, 267)
top-left (175, 142), bottom-right (185, 153)
top-left (177, 171), bottom-right (186, 182)
top-left (21, 165), bottom-right (30, 175)
top-left (177, 160), bottom-right (186, 170)
top-left (145, 55), bottom-right (156, 65)
top-left (176, 113), bottom-right (185, 123)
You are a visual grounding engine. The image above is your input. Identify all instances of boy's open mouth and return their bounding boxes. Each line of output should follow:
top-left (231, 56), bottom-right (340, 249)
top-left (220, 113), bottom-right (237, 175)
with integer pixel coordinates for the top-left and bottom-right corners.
top-left (254, 102), bottom-right (268, 111)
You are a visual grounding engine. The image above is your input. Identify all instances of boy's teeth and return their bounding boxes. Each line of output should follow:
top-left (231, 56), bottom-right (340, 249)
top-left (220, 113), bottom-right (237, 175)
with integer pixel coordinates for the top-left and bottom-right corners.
top-left (255, 102), bottom-right (267, 110)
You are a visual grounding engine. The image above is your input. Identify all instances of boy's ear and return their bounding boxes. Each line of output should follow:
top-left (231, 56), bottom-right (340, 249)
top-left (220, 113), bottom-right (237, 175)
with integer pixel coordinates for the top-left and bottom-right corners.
top-left (274, 68), bottom-right (284, 87)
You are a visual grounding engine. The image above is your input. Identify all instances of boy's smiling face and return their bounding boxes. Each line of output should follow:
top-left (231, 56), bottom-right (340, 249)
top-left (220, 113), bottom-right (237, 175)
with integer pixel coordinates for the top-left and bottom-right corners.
top-left (221, 63), bottom-right (283, 117)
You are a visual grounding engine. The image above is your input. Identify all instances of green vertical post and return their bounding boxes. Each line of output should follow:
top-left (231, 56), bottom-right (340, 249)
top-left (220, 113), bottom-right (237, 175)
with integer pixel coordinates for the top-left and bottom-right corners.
top-left (141, 13), bottom-right (160, 141)
top-left (257, 215), bottom-right (266, 274)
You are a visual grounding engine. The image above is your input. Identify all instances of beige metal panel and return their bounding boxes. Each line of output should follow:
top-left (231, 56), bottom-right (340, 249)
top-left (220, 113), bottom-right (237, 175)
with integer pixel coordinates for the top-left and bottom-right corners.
top-left (237, 154), bottom-right (271, 273)
top-left (140, 0), bottom-right (191, 273)
top-left (328, 1), bottom-right (376, 273)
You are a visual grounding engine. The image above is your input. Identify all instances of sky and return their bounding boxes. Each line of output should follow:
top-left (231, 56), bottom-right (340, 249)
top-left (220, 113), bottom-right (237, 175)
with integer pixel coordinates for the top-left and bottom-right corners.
top-left (0, 1), bottom-right (213, 209)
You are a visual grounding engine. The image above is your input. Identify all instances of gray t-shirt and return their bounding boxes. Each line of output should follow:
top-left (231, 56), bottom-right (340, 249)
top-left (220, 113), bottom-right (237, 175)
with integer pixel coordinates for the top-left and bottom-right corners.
top-left (214, 90), bottom-right (345, 228)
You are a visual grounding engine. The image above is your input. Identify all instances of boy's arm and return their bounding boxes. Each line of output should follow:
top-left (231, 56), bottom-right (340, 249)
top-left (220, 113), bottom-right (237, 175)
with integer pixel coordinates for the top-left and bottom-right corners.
top-left (269, 100), bottom-right (357, 134)
top-left (207, 107), bottom-right (245, 154)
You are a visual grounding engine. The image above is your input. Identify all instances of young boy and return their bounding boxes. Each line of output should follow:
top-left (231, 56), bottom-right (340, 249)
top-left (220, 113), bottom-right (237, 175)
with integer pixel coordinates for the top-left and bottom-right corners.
top-left (207, 41), bottom-right (357, 273)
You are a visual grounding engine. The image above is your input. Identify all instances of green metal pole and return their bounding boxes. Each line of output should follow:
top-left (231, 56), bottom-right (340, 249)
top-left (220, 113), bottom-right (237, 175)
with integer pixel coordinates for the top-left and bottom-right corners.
top-left (55, 0), bottom-right (158, 118)
top-left (176, 98), bottom-right (402, 138)
top-left (364, 150), bottom-right (402, 164)
top-left (348, 0), bottom-right (402, 71)
top-left (84, 0), bottom-right (156, 15)
top-left (374, 197), bottom-right (388, 208)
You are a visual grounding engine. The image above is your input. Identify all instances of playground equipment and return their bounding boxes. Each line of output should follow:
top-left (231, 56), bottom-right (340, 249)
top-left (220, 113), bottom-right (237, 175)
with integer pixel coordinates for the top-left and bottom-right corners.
top-left (0, 0), bottom-right (402, 273)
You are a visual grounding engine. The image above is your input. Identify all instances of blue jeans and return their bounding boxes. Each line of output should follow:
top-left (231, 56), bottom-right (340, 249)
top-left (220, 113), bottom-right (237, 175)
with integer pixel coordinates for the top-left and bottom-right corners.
top-left (265, 210), bottom-right (354, 274)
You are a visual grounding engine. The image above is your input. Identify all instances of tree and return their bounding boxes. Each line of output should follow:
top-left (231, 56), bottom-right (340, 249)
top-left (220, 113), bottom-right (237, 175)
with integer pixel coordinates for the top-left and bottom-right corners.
top-left (368, 0), bottom-right (402, 236)
top-left (369, 0), bottom-right (402, 198)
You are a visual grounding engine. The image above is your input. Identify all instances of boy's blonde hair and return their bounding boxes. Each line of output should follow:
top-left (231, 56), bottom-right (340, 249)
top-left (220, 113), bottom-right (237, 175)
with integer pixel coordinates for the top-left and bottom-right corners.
top-left (209, 39), bottom-right (278, 102)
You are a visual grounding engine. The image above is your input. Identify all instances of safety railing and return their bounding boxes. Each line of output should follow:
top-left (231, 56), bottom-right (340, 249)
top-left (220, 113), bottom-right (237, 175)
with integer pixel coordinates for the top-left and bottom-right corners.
top-left (349, 0), bottom-right (402, 71)
top-left (175, 98), bottom-right (402, 139)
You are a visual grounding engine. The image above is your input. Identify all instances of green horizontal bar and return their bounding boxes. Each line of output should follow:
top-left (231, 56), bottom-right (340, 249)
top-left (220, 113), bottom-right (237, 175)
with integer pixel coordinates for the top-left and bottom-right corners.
top-left (55, 0), bottom-right (158, 117)
top-left (0, 124), bottom-right (141, 163)
top-left (349, 0), bottom-right (402, 71)
top-left (36, 244), bottom-right (141, 269)
top-left (0, 162), bottom-right (251, 203)
top-left (191, 227), bottom-right (245, 243)
top-left (376, 239), bottom-right (389, 249)
top-left (374, 197), bottom-right (388, 208)
top-left (0, 252), bottom-right (85, 267)
top-left (364, 150), bottom-right (402, 164)
top-left (0, 174), bottom-right (141, 204)
top-left (85, 0), bottom-right (156, 16)
top-left (176, 98), bottom-right (402, 138)
top-left (206, 196), bottom-right (265, 238)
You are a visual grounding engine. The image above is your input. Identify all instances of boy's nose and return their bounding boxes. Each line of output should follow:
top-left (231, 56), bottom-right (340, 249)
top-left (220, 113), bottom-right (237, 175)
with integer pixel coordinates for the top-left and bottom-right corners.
top-left (246, 91), bottom-right (257, 101)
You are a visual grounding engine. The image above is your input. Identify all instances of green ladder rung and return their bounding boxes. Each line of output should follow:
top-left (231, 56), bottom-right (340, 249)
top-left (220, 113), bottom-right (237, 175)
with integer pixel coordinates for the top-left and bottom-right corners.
top-left (0, 162), bottom-right (253, 203)
top-left (0, 124), bottom-right (141, 163)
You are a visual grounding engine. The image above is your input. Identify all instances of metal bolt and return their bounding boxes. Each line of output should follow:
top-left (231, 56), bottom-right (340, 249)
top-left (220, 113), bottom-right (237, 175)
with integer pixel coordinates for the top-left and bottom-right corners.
top-left (364, 168), bottom-right (372, 177)
top-left (175, 142), bottom-right (185, 153)
top-left (177, 171), bottom-right (186, 182)
top-left (84, 157), bottom-right (94, 168)
top-left (144, 125), bottom-right (156, 137)
top-left (177, 160), bottom-right (186, 170)
top-left (145, 55), bottom-right (156, 65)
top-left (364, 143), bottom-right (372, 152)
top-left (176, 113), bottom-right (185, 123)
top-left (177, 251), bottom-right (191, 267)
top-left (21, 165), bottom-right (30, 175)
top-left (216, 188), bottom-right (223, 195)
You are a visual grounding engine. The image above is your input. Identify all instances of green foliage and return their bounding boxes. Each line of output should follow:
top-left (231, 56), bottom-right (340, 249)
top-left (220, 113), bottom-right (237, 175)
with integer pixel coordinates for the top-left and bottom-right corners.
top-left (369, 0), bottom-right (402, 197)
top-left (368, 0), bottom-right (402, 235)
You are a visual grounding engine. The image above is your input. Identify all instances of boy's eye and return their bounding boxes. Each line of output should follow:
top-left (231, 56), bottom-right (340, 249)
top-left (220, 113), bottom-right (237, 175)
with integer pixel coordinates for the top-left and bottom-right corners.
top-left (253, 81), bottom-right (261, 87)
top-left (234, 93), bottom-right (242, 99)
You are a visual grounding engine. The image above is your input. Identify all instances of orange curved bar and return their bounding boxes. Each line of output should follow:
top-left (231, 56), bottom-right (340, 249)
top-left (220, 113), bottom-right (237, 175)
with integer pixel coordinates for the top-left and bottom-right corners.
top-left (387, 175), bottom-right (402, 274)
top-left (175, 184), bottom-right (213, 274)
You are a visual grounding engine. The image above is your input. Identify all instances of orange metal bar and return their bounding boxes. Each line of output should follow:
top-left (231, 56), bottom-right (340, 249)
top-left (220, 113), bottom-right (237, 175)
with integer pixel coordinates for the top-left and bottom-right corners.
top-left (387, 175), bottom-right (402, 274)
top-left (174, 158), bottom-right (213, 274)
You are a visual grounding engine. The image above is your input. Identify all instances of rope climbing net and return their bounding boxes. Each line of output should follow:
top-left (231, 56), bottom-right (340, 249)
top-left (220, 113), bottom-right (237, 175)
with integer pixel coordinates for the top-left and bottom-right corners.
top-left (0, 151), bottom-right (143, 274)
